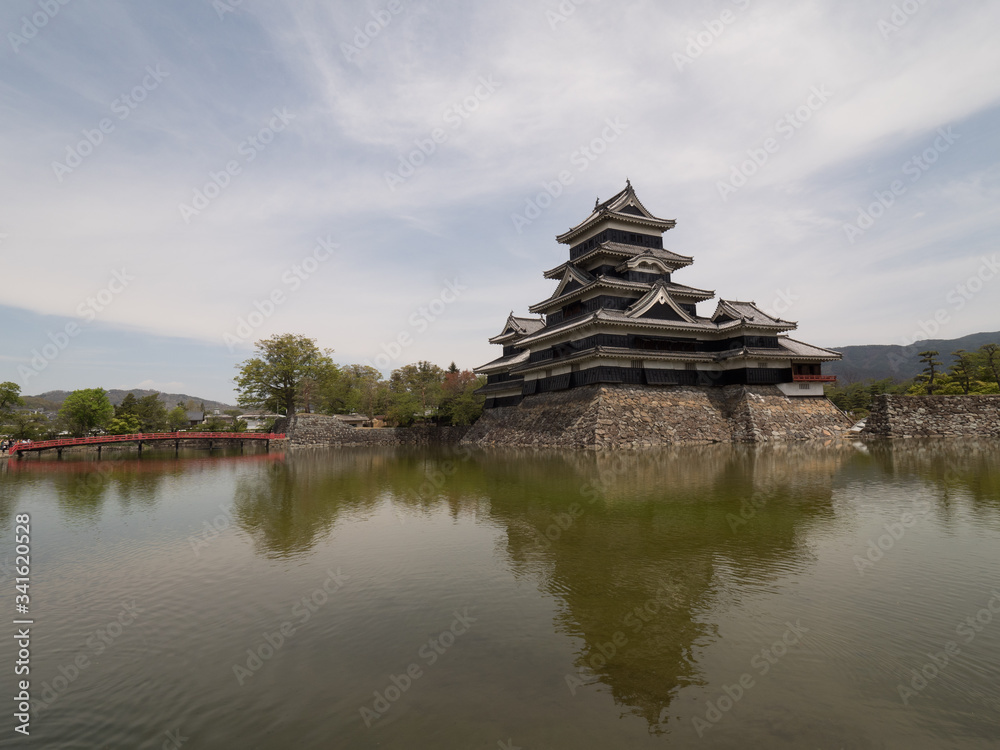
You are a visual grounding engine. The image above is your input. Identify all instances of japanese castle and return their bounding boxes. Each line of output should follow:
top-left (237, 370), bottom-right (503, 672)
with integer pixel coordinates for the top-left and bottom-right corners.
top-left (475, 183), bottom-right (840, 409)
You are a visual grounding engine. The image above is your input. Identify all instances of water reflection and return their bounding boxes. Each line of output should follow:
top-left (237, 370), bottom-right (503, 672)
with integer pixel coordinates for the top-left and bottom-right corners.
top-left (219, 442), bottom-right (858, 728)
top-left (1, 450), bottom-right (283, 521)
top-left (4, 439), bottom-right (998, 739)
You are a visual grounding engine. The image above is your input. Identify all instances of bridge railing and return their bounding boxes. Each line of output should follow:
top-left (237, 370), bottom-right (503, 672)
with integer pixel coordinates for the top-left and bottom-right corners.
top-left (7, 432), bottom-right (285, 455)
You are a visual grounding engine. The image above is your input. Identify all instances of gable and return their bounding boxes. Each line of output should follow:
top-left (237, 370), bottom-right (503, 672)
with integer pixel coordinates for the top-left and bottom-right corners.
top-left (637, 300), bottom-right (686, 321)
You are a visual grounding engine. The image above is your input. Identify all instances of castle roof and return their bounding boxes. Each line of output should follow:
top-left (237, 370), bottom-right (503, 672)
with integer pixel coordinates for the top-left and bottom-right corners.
top-left (555, 182), bottom-right (676, 244)
top-left (488, 313), bottom-right (545, 344)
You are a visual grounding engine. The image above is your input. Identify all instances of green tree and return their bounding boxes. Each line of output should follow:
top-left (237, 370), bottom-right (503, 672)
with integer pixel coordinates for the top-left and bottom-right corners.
top-left (948, 350), bottom-right (975, 395)
top-left (917, 350), bottom-right (943, 395)
top-left (107, 414), bottom-right (143, 435)
top-left (325, 364), bottom-right (388, 420)
top-left (438, 369), bottom-right (486, 425)
top-left (235, 334), bottom-right (335, 416)
top-left (392, 361), bottom-right (445, 417)
top-left (115, 392), bottom-right (139, 417)
top-left (134, 393), bottom-right (168, 431)
top-left (58, 388), bottom-right (114, 436)
top-left (0, 381), bottom-right (25, 417)
top-left (5, 411), bottom-right (48, 441)
top-left (168, 405), bottom-right (189, 431)
top-left (980, 343), bottom-right (1000, 391)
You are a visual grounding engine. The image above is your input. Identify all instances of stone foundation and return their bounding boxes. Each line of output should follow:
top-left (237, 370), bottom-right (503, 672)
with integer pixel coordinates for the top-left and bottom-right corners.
top-left (862, 395), bottom-right (1000, 438)
top-left (461, 384), bottom-right (851, 449)
top-left (275, 413), bottom-right (470, 448)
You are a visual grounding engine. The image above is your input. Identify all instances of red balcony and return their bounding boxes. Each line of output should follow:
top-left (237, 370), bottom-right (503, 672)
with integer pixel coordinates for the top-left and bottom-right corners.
top-left (792, 374), bottom-right (837, 383)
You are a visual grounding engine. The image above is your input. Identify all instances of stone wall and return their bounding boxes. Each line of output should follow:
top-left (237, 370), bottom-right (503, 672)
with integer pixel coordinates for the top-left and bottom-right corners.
top-left (862, 395), bottom-right (1000, 438)
top-left (462, 384), bottom-right (851, 449)
top-left (276, 413), bottom-right (470, 448)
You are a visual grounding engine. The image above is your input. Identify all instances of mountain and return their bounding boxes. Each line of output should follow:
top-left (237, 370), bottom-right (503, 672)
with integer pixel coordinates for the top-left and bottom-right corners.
top-left (31, 389), bottom-right (236, 412)
top-left (826, 331), bottom-right (1000, 383)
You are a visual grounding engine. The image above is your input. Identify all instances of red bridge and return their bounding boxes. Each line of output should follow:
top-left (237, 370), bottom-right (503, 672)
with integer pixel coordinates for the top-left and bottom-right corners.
top-left (7, 432), bottom-right (285, 457)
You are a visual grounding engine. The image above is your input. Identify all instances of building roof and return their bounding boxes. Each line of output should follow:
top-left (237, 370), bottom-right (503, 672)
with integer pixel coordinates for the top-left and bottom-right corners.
top-left (555, 182), bottom-right (677, 244)
top-left (488, 313), bottom-right (546, 344)
top-left (625, 281), bottom-right (697, 321)
top-left (529, 275), bottom-right (714, 315)
top-left (543, 243), bottom-right (693, 278)
top-left (711, 299), bottom-right (792, 327)
top-left (474, 348), bottom-right (531, 374)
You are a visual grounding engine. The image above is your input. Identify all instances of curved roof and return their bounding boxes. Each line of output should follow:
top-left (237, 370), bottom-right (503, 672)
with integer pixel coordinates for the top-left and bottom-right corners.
top-left (488, 313), bottom-right (545, 344)
top-left (556, 182), bottom-right (676, 244)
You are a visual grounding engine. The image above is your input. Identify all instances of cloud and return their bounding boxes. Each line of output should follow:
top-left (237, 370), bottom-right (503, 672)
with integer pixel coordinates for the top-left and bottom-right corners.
top-left (1, 0), bottom-right (999, 400)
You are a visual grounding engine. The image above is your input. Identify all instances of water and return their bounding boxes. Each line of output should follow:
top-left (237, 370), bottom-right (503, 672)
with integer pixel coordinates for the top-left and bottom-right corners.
top-left (1, 441), bottom-right (999, 749)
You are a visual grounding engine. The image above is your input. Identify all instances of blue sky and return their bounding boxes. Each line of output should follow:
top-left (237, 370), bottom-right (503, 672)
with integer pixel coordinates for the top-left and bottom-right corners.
top-left (1, 0), bottom-right (998, 403)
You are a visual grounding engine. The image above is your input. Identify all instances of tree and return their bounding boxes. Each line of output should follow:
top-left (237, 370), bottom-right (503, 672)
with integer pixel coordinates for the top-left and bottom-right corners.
top-left (438, 369), bottom-right (486, 425)
top-left (395, 362), bottom-right (444, 415)
top-left (115, 392), bottom-right (139, 417)
top-left (949, 350), bottom-right (974, 395)
top-left (168, 405), bottom-right (189, 431)
top-left (107, 414), bottom-right (142, 435)
top-left (58, 388), bottom-right (114, 436)
top-left (135, 393), bottom-right (168, 431)
top-left (0, 382), bottom-right (25, 416)
top-left (917, 350), bottom-right (943, 395)
top-left (980, 344), bottom-right (1000, 391)
top-left (234, 334), bottom-right (335, 416)
top-left (326, 365), bottom-right (388, 420)
top-left (5, 411), bottom-right (48, 441)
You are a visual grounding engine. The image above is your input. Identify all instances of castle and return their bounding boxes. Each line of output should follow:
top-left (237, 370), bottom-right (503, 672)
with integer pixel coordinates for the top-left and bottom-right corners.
top-left (466, 183), bottom-right (850, 448)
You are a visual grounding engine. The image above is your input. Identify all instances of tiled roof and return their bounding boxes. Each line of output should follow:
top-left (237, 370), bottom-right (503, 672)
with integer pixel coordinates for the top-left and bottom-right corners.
top-left (474, 349), bottom-right (530, 373)
top-left (556, 183), bottom-right (676, 243)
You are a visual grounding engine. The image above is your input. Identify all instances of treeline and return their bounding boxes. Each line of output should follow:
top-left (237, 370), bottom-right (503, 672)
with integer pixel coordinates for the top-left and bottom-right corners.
top-left (0, 383), bottom-right (245, 440)
top-left (827, 343), bottom-right (1000, 416)
top-left (234, 334), bottom-right (485, 427)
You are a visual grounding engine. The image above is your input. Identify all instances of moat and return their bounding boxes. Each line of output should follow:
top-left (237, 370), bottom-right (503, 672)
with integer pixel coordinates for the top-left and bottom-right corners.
top-left (1, 441), bottom-right (999, 748)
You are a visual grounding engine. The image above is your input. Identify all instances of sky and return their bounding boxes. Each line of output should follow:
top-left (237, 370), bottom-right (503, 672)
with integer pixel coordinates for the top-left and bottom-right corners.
top-left (1, 0), bottom-right (998, 403)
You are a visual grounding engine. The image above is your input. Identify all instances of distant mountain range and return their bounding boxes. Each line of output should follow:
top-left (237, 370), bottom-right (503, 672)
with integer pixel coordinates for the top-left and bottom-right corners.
top-left (827, 331), bottom-right (1000, 383)
top-left (26, 389), bottom-right (236, 413)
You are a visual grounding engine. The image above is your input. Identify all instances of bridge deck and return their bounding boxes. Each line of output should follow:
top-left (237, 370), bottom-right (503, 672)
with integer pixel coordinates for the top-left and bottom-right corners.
top-left (8, 432), bottom-right (284, 455)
